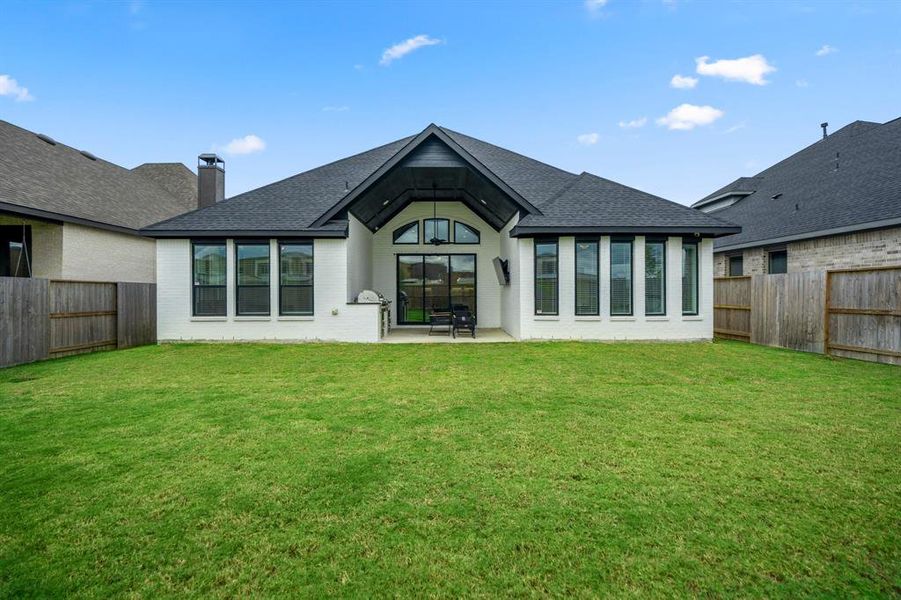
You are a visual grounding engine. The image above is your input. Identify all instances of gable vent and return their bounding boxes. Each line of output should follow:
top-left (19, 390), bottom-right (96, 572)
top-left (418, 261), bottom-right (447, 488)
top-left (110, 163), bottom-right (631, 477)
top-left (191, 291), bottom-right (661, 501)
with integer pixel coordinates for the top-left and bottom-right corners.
top-left (36, 133), bottom-right (57, 146)
top-left (79, 150), bottom-right (98, 161)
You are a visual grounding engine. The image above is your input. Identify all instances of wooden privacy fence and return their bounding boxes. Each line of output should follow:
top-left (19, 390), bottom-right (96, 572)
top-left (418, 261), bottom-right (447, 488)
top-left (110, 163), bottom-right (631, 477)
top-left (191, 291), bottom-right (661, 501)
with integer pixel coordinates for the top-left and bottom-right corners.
top-left (714, 266), bottom-right (901, 365)
top-left (0, 278), bottom-right (156, 368)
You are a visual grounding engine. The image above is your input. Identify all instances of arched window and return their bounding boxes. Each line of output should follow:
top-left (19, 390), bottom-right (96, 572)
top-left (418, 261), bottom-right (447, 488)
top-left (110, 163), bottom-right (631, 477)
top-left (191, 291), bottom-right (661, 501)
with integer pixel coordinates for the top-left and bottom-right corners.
top-left (453, 221), bottom-right (480, 244)
top-left (393, 221), bottom-right (419, 244)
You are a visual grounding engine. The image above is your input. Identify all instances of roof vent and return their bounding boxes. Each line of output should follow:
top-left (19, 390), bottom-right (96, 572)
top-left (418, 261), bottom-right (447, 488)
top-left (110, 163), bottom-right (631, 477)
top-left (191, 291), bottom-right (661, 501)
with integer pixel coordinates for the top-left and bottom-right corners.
top-left (771, 193), bottom-right (783, 200)
top-left (36, 133), bottom-right (57, 146)
top-left (820, 122), bottom-right (828, 139)
top-left (79, 150), bottom-right (97, 161)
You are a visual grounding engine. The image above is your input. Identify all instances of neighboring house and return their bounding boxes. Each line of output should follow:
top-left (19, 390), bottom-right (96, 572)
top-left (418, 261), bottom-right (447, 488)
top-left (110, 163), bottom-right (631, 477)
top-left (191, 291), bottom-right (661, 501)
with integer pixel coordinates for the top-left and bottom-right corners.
top-left (693, 118), bottom-right (901, 277)
top-left (0, 119), bottom-right (200, 283)
top-left (142, 124), bottom-right (738, 342)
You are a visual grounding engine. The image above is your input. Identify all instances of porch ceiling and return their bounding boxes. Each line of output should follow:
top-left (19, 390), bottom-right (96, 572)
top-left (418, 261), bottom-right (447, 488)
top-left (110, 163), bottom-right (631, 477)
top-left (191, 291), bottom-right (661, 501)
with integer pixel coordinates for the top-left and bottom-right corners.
top-left (349, 165), bottom-right (521, 231)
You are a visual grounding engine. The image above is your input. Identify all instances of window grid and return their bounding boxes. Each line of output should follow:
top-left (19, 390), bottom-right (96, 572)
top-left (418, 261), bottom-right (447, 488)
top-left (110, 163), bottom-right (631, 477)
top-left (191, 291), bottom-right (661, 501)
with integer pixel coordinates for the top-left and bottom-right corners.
top-left (191, 240), bottom-right (227, 316)
top-left (645, 239), bottom-right (666, 316)
top-left (610, 238), bottom-right (633, 316)
top-left (682, 241), bottom-right (699, 315)
top-left (575, 239), bottom-right (599, 316)
top-left (534, 239), bottom-right (558, 315)
top-left (279, 241), bottom-right (314, 316)
top-left (235, 241), bottom-right (271, 316)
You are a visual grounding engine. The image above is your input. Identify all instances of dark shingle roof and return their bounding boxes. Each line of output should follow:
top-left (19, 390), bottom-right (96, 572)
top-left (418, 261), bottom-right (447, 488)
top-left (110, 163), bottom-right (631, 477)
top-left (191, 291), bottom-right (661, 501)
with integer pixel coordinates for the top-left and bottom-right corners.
top-left (513, 172), bottom-right (738, 234)
top-left (0, 119), bottom-right (196, 231)
top-left (145, 136), bottom-right (415, 234)
top-left (144, 124), bottom-right (738, 237)
top-left (696, 118), bottom-right (901, 250)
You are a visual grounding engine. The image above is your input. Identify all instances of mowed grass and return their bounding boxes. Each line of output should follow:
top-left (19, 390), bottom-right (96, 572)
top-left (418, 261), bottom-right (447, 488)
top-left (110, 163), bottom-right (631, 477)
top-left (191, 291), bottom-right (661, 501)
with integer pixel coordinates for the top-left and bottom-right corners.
top-left (0, 341), bottom-right (899, 597)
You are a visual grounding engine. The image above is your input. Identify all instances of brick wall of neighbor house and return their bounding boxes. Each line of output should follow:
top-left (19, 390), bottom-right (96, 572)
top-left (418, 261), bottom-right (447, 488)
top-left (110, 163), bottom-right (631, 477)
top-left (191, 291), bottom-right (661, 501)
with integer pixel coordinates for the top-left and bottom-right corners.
top-left (715, 226), bottom-right (901, 276)
top-left (370, 201), bottom-right (503, 328)
top-left (62, 223), bottom-right (156, 283)
top-left (156, 238), bottom-right (380, 342)
top-left (0, 215), bottom-right (64, 278)
top-left (787, 226), bottom-right (901, 272)
top-left (517, 236), bottom-right (714, 341)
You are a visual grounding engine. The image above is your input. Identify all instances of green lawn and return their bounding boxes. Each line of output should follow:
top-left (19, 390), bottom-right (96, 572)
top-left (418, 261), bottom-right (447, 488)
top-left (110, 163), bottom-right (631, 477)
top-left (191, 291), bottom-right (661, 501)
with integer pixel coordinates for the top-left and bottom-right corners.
top-left (1, 341), bottom-right (899, 597)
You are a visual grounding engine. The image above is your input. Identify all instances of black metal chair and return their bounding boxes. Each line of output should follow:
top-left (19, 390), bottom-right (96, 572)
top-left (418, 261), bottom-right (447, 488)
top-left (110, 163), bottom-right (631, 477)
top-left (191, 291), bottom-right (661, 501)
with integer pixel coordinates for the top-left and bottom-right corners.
top-left (428, 308), bottom-right (452, 336)
top-left (452, 305), bottom-right (476, 338)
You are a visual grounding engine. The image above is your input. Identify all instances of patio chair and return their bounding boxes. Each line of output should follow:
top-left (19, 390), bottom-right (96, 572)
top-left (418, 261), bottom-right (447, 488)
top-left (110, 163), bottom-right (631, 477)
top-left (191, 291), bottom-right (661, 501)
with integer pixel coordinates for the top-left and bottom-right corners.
top-left (428, 308), bottom-right (452, 336)
top-left (452, 306), bottom-right (476, 338)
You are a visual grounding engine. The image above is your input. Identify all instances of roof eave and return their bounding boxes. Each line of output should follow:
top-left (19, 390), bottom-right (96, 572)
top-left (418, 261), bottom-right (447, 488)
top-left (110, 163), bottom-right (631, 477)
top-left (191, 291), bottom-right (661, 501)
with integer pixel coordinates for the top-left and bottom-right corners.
top-left (691, 190), bottom-right (754, 209)
top-left (140, 227), bottom-right (349, 239)
top-left (510, 225), bottom-right (742, 238)
top-left (713, 216), bottom-right (901, 252)
top-left (0, 200), bottom-right (142, 236)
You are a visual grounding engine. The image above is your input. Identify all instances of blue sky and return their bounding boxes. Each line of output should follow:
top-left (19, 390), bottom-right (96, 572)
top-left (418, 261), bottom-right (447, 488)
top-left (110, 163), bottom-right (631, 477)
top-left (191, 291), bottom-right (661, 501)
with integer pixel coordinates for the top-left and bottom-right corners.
top-left (2, 0), bottom-right (900, 205)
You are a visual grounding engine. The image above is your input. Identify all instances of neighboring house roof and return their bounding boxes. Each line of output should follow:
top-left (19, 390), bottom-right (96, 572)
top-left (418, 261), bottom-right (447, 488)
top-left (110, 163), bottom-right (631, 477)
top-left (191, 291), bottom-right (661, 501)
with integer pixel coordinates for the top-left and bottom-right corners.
top-left (143, 123), bottom-right (738, 238)
top-left (0, 119), bottom-right (197, 233)
top-left (693, 118), bottom-right (901, 251)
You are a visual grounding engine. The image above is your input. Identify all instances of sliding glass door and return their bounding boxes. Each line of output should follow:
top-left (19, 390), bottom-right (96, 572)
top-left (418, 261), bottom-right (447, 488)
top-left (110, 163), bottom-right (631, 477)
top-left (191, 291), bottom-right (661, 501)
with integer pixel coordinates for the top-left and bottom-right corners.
top-left (397, 254), bottom-right (476, 324)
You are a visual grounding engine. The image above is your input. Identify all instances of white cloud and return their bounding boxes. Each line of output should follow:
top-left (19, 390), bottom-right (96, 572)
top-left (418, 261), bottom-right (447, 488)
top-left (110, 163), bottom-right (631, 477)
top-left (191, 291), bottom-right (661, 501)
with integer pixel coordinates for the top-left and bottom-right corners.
top-left (380, 34), bottom-right (442, 66)
top-left (695, 54), bottom-right (776, 85)
top-left (656, 104), bottom-right (724, 130)
top-left (576, 132), bottom-right (600, 145)
top-left (815, 44), bottom-right (837, 57)
top-left (585, 0), bottom-right (608, 12)
top-left (0, 74), bottom-right (34, 102)
top-left (618, 117), bottom-right (647, 129)
top-left (322, 105), bottom-right (350, 112)
top-left (670, 74), bottom-right (698, 89)
top-left (222, 134), bottom-right (266, 155)
top-left (795, 79), bottom-right (809, 88)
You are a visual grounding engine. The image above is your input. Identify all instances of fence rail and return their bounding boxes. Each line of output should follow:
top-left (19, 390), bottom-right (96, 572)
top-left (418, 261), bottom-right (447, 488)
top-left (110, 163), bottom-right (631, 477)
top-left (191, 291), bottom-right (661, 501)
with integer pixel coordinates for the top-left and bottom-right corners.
top-left (714, 266), bottom-right (901, 365)
top-left (0, 278), bottom-right (156, 368)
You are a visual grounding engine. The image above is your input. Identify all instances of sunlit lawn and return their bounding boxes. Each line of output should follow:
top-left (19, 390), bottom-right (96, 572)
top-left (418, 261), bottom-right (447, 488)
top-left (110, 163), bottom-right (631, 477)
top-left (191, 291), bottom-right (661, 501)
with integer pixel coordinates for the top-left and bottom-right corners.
top-left (1, 340), bottom-right (899, 597)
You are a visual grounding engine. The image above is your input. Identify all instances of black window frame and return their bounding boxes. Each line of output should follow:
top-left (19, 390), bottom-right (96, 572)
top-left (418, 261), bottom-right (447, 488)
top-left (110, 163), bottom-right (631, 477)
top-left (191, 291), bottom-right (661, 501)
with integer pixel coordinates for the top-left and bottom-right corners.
top-left (610, 237), bottom-right (634, 316)
top-left (644, 237), bottom-right (667, 316)
top-left (392, 221), bottom-right (420, 245)
top-left (728, 254), bottom-right (744, 277)
top-left (534, 238), bottom-right (559, 316)
top-left (395, 253), bottom-right (477, 325)
top-left (768, 249), bottom-right (787, 274)
top-left (234, 239), bottom-right (271, 316)
top-left (278, 240), bottom-right (314, 316)
top-left (681, 239), bottom-right (699, 316)
top-left (423, 218), bottom-right (450, 244)
top-left (191, 239), bottom-right (227, 317)
top-left (453, 221), bottom-right (481, 245)
top-left (574, 237), bottom-right (600, 316)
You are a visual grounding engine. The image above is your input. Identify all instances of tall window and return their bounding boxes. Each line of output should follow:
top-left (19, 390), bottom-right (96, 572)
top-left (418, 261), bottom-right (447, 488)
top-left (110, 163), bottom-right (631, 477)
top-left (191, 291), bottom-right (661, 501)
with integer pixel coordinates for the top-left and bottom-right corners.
top-left (0, 225), bottom-right (32, 277)
top-left (768, 249), bottom-right (787, 274)
top-left (534, 239), bottom-right (558, 315)
top-left (423, 218), bottom-right (449, 244)
top-left (454, 221), bottom-right (480, 244)
top-left (235, 241), bottom-right (270, 316)
top-left (575, 239), bottom-right (599, 315)
top-left (682, 241), bottom-right (699, 315)
top-left (645, 239), bottom-right (666, 316)
top-left (728, 255), bottom-right (743, 277)
top-left (393, 222), bottom-right (419, 244)
top-left (610, 238), bottom-right (633, 316)
top-left (280, 242), bottom-right (314, 315)
top-left (192, 240), bottom-right (226, 316)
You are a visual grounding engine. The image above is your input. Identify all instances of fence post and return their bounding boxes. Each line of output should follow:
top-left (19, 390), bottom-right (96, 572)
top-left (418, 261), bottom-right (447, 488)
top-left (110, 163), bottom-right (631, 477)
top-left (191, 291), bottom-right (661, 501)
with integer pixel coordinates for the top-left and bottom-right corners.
top-left (823, 270), bottom-right (831, 357)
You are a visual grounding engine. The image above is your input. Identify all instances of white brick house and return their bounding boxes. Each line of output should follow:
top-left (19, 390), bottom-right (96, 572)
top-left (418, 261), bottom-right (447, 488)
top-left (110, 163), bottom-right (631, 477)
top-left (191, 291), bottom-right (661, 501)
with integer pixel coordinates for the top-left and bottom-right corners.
top-left (144, 124), bottom-right (736, 342)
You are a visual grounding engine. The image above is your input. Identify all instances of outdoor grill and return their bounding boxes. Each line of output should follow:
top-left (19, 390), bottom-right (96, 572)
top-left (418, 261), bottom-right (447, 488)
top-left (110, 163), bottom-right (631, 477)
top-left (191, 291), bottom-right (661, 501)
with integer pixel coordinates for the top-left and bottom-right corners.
top-left (357, 290), bottom-right (391, 337)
